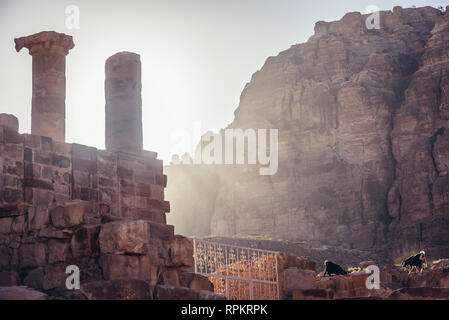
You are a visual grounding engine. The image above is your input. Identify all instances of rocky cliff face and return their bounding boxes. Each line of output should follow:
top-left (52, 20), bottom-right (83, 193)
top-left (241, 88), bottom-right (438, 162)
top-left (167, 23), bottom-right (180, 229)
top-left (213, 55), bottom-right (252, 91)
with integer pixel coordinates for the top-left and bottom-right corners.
top-left (166, 6), bottom-right (449, 260)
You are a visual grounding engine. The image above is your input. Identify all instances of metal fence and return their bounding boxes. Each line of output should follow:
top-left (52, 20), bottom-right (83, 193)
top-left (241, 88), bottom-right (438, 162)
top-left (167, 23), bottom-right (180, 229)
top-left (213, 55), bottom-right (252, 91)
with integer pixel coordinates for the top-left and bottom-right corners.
top-left (193, 239), bottom-right (279, 300)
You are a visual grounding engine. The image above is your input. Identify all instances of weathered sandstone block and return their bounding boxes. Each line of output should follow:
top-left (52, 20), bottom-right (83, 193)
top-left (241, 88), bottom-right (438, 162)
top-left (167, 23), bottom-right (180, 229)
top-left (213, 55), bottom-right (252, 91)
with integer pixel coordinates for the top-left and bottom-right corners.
top-left (70, 225), bottom-right (100, 257)
top-left (47, 239), bottom-right (69, 263)
top-left (22, 265), bottom-right (67, 290)
top-left (147, 221), bottom-right (174, 239)
top-left (280, 268), bottom-right (317, 299)
top-left (99, 254), bottom-right (158, 284)
top-left (19, 243), bottom-right (46, 268)
top-left (178, 271), bottom-right (214, 292)
top-left (50, 201), bottom-right (85, 228)
top-left (99, 220), bottom-right (148, 254)
top-left (166, 235), bottom-right (194, 268)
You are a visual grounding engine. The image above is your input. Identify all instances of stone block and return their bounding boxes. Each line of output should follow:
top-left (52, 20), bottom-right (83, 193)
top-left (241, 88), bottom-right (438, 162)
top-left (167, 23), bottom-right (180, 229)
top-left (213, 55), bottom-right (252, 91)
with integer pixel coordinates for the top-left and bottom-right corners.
top-left (24, 163), bottom-right (41, 178)
top-left (98, 177), bottom-right (115, 187)
top-left (29, 205), bottom-right (50, 230)
top-left (155, 174), bottom-right (167, 187)
top-left (280, 268), bottom-right (317, 297)
top-left (25, 188), bottom-right (53, 206)
top-left (119, 179), bottom-right (135, 195)
top-left (99, 254), bottom-right (158, 284)
top-left (166, 235), bottom-right (194, 268)
top-left (2, 188), bottom-right (22, 204)
top-left (133, 170), bottom-right (155, 184)
top-left (178, 271), bottom-right (214, 292)
top-left (23, 178), bottom-right (53, 190)
top-left (33, 150), bottom-right (52, 165)
top-left (11, 215), bottom-right (26, 233)
top-left (149, 184), bottom-right (164, 200)
top-left (0, 245), bottom-right (10, 268)
top-left (120, 207), bottom-right (166, 223)
top-left (72, 158), bottom-right (97, 174)
top-left (71, 143), bottom-right (97, 161)
top-left (40, 137), bottom-right (52, 152)
top-left (3, 127), bottom-right (23, 144)
top-left (23, 265), bottom-right (66, 290)
top-left (0, 217), bottom-right (13, 234)
top-left (146, 238), bottom-right (169, 266)
top-left (50, 201), bottom-right (85, 228)
top-left (158, 268), bottom-right (180, 286)
top-left (70, 225), bottom-right (100, 257)
top-left (145, 158), bottom-right (163, 172)
top-left (99, 220), bottom-right (148, 254)
top-left (147, 222), bottom-right (174, 239)
top-left (19, 243), bottom-right (47, 268)
top-left (73, 187), bottom-right (98, 201)
top-left (51, 154), bottom-right (71, 168)
top-left (148, 199), bottom-right (170, 213)
top-left (38, 227), bottom-right (72, 239)
top-left (0, 204), bottom-right (30, 218)
top-left (23, 134), bottom-right (41, 148)
top-left (142, 150), bottom-right (157, 159)
top-left (52, 140), bottom-right (71, 155)
top-left (117, 166), bottom-right (132, 179)
top-left (48, 239), bottom-right (69, 263)
top-left (135, 182), bottom-right (150, 197)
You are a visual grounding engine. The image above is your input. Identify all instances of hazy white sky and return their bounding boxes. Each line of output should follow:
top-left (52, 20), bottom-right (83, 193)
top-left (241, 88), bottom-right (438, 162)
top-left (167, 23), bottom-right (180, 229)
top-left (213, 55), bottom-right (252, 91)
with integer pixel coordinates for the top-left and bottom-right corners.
top-left (0, 0), bottom-right (446, 163)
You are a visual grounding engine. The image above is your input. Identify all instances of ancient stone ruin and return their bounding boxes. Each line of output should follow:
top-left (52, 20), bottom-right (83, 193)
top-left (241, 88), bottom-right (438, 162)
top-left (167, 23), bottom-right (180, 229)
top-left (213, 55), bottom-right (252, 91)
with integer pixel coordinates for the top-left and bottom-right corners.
top-left (0, 31), bottom-right (218, 300)
top-left (3, 6), bottom-right (449, 301)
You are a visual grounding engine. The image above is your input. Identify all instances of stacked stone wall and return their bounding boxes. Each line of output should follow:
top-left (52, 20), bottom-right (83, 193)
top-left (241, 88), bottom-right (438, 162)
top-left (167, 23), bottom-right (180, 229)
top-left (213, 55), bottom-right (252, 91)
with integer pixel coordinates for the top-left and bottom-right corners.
top-left (0, 118), bottom-right (215, 299)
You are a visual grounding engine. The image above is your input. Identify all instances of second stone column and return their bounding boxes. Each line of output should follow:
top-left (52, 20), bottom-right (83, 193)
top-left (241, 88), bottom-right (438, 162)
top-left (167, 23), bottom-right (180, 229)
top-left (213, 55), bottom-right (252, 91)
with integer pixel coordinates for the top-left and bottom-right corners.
top-left (105, 52), bottom-right (143, 154)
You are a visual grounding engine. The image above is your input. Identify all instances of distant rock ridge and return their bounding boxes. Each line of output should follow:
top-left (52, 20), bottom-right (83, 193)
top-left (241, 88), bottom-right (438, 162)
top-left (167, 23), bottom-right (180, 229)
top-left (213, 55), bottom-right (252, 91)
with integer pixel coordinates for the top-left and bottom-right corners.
top-left (166, 6), bottom-right (449, 260)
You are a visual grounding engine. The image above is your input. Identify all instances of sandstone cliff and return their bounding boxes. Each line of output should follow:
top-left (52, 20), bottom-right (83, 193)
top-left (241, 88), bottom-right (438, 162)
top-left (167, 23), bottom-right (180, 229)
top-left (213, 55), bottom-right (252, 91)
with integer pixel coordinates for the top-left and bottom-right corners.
top-left (166, 6), bottom-right (449, 260)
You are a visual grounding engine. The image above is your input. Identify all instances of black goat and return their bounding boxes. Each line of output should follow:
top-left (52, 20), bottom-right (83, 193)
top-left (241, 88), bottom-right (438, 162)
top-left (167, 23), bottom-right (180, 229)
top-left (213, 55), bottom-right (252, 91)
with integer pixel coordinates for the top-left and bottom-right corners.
top-left (402, 251), bottom-right (427, 273)
top-left (323, 260), bottom-right (348, 277)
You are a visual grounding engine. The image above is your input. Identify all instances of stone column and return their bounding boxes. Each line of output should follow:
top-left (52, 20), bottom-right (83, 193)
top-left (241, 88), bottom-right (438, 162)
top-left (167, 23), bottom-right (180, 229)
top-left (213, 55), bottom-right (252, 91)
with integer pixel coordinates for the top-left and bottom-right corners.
top-left (105, 52), bottom-right (143, 154)
top-left (15, 31), bottom-right (74, 142)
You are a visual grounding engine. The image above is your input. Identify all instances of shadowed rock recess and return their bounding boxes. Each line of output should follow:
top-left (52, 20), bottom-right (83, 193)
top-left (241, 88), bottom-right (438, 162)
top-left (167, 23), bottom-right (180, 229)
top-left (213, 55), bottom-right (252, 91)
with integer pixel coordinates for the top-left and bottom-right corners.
top-left (166, 6), bottom-right (449, 260)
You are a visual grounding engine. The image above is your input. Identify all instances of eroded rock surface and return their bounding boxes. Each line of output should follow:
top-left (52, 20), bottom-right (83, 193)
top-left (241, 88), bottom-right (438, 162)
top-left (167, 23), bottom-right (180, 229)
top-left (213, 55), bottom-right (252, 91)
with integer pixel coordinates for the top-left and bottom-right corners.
top-left (167, 6), bottom-right (449, 260)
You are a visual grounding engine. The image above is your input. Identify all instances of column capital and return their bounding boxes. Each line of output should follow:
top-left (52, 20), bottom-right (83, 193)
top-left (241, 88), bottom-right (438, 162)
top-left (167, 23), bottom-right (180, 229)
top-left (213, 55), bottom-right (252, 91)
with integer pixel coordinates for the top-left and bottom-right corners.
top-left (15, 31), bottom-right (75, 56)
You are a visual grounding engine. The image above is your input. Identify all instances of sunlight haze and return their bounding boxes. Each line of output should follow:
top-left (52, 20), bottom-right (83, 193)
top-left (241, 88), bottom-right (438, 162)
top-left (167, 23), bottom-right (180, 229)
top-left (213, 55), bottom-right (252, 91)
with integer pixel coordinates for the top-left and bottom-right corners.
top-left (0, 0), bottom-right (445, 162)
